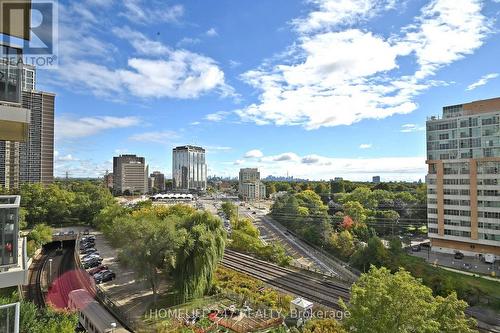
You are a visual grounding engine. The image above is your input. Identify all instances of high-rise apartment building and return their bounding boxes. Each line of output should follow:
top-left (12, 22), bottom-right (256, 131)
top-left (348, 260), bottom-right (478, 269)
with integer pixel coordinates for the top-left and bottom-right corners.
top-left (239, 168), bottom-right (266, 200)
top-left (113, 155), bottom-right (149, 195)
top-left (172, 145), bottom-right (207, 192)
top-left (0, 63), bottom-right (54, 189)
top-left (22, 64), bottom-right (36, 92)
top-left (19, 90), bottom-right (55, 184)
top-left (426, 98), bottom-right (500, 256)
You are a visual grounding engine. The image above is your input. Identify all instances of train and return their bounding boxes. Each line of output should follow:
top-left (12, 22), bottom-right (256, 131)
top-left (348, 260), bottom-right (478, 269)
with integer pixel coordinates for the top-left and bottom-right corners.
top-left (68, 289), bottom-right (130, 333)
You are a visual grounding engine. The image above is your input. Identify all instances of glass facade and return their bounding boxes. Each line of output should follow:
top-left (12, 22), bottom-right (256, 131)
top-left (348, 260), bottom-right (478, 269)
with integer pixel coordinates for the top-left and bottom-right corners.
top-left (0, 196), bottom-right (20, 268)
top-left (172, 146), bottom-right (207, 191)
top-left (0, 46), bottom-right (22, 104)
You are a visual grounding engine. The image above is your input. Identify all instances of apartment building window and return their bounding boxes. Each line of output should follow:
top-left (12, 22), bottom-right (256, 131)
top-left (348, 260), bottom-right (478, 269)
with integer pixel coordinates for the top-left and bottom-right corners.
top-left (478, 189), bottom-right (500, 196)
top-left (479, 211), bottom-right (500, 219)
top-left (428, 228), bottom-right (439, 234)
top-left (479, 233), bottom-right (500, 242)
top-left (481, 116), bottom-right (499, 126)
top-left (479, 179), bottom-right (499, 186)
top-left (478, 222), bottom-right (500, 231)
top-left (444, 229), bottom-right (471, 237)
top-left (428, 198), bottom-right (438, 205)
top-left (428, 208), bottom-right (438, 214)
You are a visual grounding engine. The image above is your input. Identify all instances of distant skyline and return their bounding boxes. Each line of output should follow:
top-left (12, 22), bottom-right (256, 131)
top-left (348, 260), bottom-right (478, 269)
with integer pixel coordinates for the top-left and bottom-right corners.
top-left (41, 0), bottom-right (500, 181)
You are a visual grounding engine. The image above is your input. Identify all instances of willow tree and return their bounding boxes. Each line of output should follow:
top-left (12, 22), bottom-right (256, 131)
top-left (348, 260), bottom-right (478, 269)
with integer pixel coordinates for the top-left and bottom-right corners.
top-left (116, 213), bottom-right (182, 304)
top-left (174, 211), bottom-right (226, 303)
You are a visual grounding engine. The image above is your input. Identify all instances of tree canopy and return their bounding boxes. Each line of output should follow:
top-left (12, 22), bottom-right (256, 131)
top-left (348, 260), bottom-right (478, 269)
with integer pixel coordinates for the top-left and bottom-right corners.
top-left (341, 266), bottom-right (477, 333)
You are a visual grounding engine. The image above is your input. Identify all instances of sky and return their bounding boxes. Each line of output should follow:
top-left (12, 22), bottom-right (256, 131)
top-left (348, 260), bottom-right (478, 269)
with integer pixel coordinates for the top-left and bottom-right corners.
top-left (32, 0), bottom-right (500, 181)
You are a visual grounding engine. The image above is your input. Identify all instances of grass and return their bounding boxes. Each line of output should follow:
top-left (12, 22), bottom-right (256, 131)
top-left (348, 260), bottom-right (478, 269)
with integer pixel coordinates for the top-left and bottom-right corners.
top-left (0, 287), bottom-right (17, 299)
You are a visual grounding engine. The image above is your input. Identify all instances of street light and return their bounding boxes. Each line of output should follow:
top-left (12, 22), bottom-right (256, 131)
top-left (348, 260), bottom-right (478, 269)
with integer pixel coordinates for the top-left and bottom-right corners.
top-left (48, 259), bottom-right (53, 285)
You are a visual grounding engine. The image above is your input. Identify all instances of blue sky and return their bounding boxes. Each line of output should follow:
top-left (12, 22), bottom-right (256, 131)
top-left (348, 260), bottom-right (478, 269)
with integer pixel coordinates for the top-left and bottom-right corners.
top-left (34, 0), bottom-right (500, 181)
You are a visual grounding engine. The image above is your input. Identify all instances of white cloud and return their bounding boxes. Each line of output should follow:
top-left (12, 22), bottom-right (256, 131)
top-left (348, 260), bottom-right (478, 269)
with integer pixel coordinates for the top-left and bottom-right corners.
top-left (400, 123), bottom-right (425, 133)
top-left (177, 37), bottom-right (201, 47)
top-left (224, 151), bottom-right (426, 181)
top-left (118, 54), bottom-right (228, 99)
top-left (260, 152), bottom-right (301, 163)
top-left (359, 143), bottom-right (372, 149)
top-left (236, 0), bottom-right (490, 130)
top-left (56, 116), bottom-right (141, 139)
top-left (229, 60), bottom-right (241, 68)
top-left (56, 154), bottom-right (78, 162)
top-left (260, 152), bottom-right (425, 180)
top-left (293, 0), bottom-right (396, 33)
top-left (190, 121), bottom-right (201, 126)
top-left (129, 131), bottom-right (179, 144)
top-left (113, 26), bottom-right (170, 56)
top-left (402, 0), bottom-right (491, 78)
top-left (205, 111), bottom-right (230, 122)
top-left (207, 146), bottom-right (232, 151)
top-left (466, 73), bottom-right (499, 91)
top-left (206, 28), bottom-right (218, 37)
top-left (244, 149), bottom-right (264, 158)
top-left (52, 8), bottom-right (232, 101)
top-left (121, 0), bottom-right (184, 24)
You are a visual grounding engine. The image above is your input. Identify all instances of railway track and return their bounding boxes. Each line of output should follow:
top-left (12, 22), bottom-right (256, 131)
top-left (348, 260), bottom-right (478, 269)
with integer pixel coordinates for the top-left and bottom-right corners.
top-left (222, 250), bottom-right (350, 309)
top-left (26, 248), bottom-right (57, 307)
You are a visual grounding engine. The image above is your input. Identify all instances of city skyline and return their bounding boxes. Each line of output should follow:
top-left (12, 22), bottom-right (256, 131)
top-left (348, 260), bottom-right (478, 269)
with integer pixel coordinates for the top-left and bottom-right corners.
top-left (40, 0), bottom-right (500, 181)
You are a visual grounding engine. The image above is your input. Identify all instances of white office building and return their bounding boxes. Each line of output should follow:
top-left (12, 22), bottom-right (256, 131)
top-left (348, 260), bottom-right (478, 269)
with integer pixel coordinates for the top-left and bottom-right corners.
top-left (172, 145), bottom-right (207, 192)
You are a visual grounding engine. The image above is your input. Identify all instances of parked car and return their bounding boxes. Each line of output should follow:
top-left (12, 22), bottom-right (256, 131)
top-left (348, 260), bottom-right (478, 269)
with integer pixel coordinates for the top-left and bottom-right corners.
top-left (79, 242), bottom-right (94, 250)
top-left (82, 253), bottom-right (100, 261)
top-left (454, 252), bottom-right (464, 259)
top-left (94, 270), bottom-right (116, 284)
top-left (82, 254), bottom-right (102, 262)
top-left (463, 263), bottom-right (472, 270)
top-left (83, 258), bottom-right (102, 269)
top-left (88, 265), bottom-right (108, 276)
top-left (411, 245), bottom-right (421, 252)
top-left (80, 247), bottom-right (98, 255)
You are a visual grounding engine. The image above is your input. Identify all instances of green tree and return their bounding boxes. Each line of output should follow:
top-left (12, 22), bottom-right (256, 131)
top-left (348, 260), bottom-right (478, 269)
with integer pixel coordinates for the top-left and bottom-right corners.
top-left (351, 236), bottom-right (388, 271)
top-left (27, 224), bottom-right (53, 256)
top-left (343, 201), bottom-right (367, 224)
top-left (329, 230), bottom-right (355, 260)
top-left (1, 294), bottom-right (78, 333)
top-left (174, 211), bottom-right (226, 303)
top-left (341, 266), bottom-right (477, 333)
top-left (221, 201), bottom-right (238, 220)
top-left (117, 214), bottom-right (180, 304)
top-left (330, 180), bottom-right (345, 194)
top-left (303, 319), bottom-right (346, 333)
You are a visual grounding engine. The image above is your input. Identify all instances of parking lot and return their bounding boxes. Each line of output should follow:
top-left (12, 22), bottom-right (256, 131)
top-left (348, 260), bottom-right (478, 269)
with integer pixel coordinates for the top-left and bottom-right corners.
top-left (409, 247), bottom-right (500, 276)
top-left (79, 231), bottom-right (166, 328)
